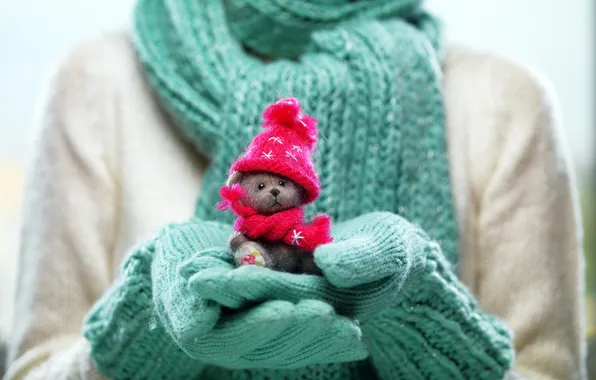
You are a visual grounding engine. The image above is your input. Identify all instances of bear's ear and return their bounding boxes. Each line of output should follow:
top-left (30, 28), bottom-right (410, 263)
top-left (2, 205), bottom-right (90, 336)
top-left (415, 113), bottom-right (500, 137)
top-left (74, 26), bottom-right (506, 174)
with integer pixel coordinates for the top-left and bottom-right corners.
top-left (227, 171), bottom-right (244, 186)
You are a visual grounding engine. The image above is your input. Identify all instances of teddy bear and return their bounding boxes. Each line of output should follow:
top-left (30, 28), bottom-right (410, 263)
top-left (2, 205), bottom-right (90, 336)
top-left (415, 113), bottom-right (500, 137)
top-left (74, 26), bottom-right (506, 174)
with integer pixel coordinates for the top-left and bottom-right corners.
top-left (217, 97), bottom-right (332, 274)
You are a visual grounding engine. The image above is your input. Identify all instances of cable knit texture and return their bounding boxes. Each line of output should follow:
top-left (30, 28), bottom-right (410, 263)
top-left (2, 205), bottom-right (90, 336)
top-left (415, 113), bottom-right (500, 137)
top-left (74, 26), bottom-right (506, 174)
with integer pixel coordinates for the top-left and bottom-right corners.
top-left (83, 0), bottom-right (515, 379)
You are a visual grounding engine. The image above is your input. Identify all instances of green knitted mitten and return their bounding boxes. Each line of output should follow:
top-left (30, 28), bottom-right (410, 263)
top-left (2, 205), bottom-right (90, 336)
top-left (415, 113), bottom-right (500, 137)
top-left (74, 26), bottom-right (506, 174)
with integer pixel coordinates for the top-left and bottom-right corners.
top-left (84, 219), bottom-right (368, 379)
top-left (192, 212), bottom-right (515, 379)
top-left (154, 220), bottom-right (368, 368)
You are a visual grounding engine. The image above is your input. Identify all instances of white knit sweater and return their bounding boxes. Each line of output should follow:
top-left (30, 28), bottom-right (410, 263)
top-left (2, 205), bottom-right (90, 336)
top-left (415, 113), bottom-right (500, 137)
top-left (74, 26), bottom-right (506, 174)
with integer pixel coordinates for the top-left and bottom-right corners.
top-left (3, 32), bottom-right (587, 380)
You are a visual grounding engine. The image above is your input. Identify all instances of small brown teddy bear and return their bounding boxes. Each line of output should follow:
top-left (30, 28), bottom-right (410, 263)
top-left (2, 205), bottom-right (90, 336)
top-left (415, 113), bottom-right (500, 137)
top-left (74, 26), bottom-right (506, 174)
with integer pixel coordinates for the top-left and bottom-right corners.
top-left (217, 98), bottom-right (332, 274)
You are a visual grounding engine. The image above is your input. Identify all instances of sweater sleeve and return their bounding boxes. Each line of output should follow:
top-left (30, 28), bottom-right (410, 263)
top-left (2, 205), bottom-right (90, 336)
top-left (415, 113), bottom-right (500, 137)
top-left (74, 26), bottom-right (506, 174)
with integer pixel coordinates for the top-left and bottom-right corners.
top-left (4, 39), bottom-right (119, 380)
top-left (469, 57), bottom-right (587, 380)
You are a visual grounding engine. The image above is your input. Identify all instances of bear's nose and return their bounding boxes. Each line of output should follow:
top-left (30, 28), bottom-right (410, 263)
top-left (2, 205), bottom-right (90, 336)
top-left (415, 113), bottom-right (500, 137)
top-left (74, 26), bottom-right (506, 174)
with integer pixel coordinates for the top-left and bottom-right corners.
top-left (270, 188), bottom-right (280, 197)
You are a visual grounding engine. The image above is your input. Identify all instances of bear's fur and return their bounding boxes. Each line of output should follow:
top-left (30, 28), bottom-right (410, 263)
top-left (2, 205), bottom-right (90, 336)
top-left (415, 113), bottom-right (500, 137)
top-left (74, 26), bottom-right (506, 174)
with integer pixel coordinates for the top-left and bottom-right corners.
top-left (228, 172), bottom-right (321, 274)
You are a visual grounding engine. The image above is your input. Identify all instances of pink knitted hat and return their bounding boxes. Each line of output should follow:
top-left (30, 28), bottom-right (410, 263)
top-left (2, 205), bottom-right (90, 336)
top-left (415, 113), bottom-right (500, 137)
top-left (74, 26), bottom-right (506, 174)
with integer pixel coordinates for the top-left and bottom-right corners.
top-left (230, 97), bottom-right (320, 205)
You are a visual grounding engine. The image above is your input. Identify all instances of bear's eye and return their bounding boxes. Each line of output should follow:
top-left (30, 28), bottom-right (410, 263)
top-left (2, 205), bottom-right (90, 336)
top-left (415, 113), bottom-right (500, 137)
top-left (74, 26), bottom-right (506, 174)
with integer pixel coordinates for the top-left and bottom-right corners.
top-left (278, 180), bottom-right (285, 187)
top-left (258, 183), bottom-right (265, 190)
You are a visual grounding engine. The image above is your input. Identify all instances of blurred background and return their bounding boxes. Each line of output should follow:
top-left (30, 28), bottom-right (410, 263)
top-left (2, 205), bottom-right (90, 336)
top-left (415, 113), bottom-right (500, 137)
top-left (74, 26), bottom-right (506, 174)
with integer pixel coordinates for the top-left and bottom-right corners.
top-left (0, 0), bottom-right (594, 376)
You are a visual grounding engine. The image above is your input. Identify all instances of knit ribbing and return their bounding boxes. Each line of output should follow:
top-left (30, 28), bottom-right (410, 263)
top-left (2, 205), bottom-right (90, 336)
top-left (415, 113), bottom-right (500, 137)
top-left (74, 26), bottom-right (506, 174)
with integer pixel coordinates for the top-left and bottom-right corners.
top-left (359, 215), bottom-right (514, 379)
top-left (83, 235), bottom-right (208, 379)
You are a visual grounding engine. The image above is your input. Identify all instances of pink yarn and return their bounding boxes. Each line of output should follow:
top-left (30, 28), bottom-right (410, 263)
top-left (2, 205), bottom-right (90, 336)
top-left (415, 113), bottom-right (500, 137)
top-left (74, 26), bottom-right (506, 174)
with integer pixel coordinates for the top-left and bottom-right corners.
top-left (219, 185), bottom-right (332, 253)
top-left (219, 98), bottom-right (332, 252)
top-left (230, 97), bottom-right (321, 205)
top-left (262, 97), bottom-right (318, 150)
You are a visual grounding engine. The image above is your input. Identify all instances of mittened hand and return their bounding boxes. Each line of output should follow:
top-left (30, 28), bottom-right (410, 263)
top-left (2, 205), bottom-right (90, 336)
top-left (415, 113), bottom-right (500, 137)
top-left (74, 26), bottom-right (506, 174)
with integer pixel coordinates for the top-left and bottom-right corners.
top-left (153, 219), bottom-right (368, 368)
top-left (152, 221), bottom-right (233, 351)
top-left (314, 212), bottom-right (416, 289)
top-left (190, 212), bottom-right (416, 322)
top-left (180, 298), bottom-right (367, 368)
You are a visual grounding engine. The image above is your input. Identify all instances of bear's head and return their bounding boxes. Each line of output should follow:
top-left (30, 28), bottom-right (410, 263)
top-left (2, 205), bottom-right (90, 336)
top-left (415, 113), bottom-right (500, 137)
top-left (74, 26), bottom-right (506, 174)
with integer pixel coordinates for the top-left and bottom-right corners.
top-left (228, 171), bottom-right (305, 215)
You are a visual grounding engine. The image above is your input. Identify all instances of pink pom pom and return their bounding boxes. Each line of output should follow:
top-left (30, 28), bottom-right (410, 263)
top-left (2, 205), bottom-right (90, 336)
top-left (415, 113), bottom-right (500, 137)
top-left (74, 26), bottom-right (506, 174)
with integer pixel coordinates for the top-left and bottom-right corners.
top-left (263, 97), bottom-right (301, 127)
top-left (262, 97), bottom-right (318, 149)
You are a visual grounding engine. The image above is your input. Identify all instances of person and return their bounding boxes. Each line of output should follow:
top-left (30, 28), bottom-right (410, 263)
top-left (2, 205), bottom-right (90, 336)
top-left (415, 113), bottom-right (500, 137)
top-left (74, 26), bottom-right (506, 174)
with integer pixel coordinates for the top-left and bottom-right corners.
top-left (3, 1), bottom-right (587, 379)
top-left (0, 342), bottom-right (5, 378)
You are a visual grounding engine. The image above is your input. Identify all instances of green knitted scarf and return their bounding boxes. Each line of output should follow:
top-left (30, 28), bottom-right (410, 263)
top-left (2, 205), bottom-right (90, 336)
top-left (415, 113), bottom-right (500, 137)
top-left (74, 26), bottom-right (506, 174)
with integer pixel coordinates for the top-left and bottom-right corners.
top-left (132, 0), bottom-right (457, 263)
top-left (83, 1), bottom-right (515, 379)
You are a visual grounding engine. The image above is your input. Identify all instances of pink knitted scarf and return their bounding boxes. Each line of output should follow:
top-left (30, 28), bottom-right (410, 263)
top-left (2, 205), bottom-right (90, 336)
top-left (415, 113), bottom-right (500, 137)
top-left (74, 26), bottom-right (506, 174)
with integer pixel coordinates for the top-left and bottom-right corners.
top-left (217, 185), bottom-right (332, 252)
